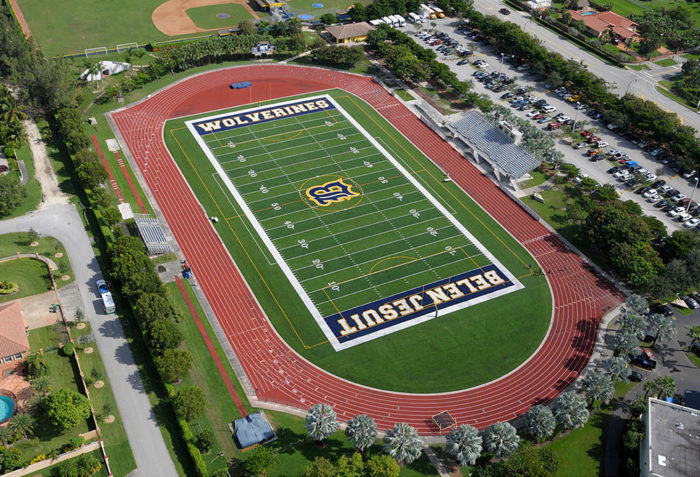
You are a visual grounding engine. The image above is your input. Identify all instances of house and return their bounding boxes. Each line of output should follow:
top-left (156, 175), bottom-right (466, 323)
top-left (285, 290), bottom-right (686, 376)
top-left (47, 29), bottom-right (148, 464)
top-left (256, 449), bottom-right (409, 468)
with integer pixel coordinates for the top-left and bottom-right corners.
top-left (326, 22), bottom-right (375, 44)
top-left (80, 61), bottom-right (131, 82)
top-left (569, 9), bottom-right (640, 42)
top-left (526, 0), bottom-right (552, 10)
top-left (0, 302), bottom-right (29, 364)
top-left (640, 398), bottom-right (700, 477)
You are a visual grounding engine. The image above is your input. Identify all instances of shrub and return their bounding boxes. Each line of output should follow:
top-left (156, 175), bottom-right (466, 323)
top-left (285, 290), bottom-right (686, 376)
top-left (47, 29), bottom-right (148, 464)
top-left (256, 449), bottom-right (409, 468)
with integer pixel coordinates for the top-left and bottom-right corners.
top-left (194, 430), bottom-right (214, 454)
top-left (172, 386), bottom-right (206, 421)
top-left (61, 342), bottom-right (74, 357)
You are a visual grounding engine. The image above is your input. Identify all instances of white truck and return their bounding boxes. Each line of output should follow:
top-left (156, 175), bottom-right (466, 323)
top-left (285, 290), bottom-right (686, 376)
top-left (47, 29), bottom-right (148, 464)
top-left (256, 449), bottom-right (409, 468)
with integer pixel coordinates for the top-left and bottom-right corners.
top-left (408, 12), bottom-right (423, 24)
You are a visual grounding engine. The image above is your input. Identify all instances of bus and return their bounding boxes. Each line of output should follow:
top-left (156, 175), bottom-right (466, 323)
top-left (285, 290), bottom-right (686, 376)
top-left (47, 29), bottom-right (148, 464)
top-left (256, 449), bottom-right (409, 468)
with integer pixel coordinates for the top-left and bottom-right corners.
top-left (390, 15), bottom-right (406, 27)
top-left (408, 12), bottom-right (423, 24)
top-left (101, 292), bottom-right (116, 314)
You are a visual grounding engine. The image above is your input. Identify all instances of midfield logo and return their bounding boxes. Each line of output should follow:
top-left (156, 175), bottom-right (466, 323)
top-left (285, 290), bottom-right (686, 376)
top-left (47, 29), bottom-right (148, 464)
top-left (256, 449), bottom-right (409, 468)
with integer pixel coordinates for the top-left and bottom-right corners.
top-left (306, 179), bottom-right (360, 207)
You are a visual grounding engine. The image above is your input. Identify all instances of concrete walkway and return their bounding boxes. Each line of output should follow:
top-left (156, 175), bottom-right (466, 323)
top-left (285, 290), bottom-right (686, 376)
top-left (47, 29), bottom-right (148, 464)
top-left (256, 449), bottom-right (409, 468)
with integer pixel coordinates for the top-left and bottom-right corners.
top-left (0, 205), bottom-right (176, 477)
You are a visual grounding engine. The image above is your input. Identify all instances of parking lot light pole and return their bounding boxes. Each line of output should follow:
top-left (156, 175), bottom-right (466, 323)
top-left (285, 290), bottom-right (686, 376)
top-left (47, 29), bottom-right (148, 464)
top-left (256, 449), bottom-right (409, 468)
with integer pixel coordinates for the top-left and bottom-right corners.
top-left (687, 177), bottom-right (699, 213)
top-left (625, 78), bottom-right (637, 96)
top-left (498, 52), bottom-right (504, 75)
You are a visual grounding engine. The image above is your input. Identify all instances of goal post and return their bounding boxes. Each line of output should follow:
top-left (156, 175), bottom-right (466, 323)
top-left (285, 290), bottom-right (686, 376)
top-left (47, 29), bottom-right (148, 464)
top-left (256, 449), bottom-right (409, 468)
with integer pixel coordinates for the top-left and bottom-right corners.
top-left (84, 46), bottom-right (108, 57)
top-left (116, 42), bottom-right (139, 54)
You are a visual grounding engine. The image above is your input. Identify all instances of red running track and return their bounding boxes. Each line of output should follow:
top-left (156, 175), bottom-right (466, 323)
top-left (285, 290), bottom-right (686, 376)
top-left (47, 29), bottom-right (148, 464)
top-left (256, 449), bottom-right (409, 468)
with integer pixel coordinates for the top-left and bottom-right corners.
top-left (111, 65), bottom-right (624, 434)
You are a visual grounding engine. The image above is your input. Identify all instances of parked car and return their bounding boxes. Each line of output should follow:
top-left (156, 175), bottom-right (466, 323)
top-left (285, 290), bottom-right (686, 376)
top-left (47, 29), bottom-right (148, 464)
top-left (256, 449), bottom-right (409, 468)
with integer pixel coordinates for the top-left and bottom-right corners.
top-left (629, 371), bottom-right (644, 382)
top-left (651, 303), bottom-right (674, 316)
top-left (542, 105), bottom-right (556, 113)
top-left (642, 189), bottom-right (657, 198)
top-left (629, 353), bottom-right (657, 370)
top-left (682, 295), bottom-right (700, 309)
top-left (668, 207), bottom-right (685, 217)
top-left (499, 7), bottom-right (511, 14)
top-left (655, 200), bottom-right (669, 208)
top-left (683, 217), bottom-right (700, 228)
top-left (547, 122), bottom-right (562, 130)
top-left (573, 142), bottom-right (586, 149)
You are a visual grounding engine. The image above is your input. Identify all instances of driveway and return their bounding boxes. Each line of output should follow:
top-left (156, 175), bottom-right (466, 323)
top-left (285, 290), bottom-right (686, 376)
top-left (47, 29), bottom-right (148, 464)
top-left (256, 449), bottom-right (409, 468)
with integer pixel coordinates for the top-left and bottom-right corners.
top-left (0, 204), bottom-right (176, 477)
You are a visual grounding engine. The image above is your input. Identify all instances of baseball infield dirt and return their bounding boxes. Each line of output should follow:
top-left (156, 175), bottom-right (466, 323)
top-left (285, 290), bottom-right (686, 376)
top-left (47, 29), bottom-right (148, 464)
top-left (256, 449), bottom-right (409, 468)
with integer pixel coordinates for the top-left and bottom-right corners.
top-left (152, 0), bottom-right (259, 36)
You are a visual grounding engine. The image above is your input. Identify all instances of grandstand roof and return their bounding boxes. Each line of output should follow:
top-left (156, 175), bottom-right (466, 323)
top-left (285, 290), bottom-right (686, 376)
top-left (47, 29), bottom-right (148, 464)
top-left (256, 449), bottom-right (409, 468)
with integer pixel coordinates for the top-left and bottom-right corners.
top-left (326, 22), bottom-right (375, 41)
top-left (452, 111), bottom-right (541, 179)
top-left (134, 216), bottom-right (171, 255)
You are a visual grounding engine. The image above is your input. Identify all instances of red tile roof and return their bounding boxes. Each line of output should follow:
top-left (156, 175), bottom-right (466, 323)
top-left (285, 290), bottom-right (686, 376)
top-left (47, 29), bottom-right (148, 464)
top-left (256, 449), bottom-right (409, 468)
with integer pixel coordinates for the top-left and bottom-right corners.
top-left (569, 9), bottom-right (638, 37)
top-left (0, 302), bottom-right (29, 358)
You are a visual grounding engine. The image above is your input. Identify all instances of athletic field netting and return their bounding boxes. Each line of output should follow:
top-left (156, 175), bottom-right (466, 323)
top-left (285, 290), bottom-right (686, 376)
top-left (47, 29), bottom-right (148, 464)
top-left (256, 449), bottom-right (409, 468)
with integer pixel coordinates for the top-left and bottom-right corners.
top-left (185, 94), bottom-right (523, 350)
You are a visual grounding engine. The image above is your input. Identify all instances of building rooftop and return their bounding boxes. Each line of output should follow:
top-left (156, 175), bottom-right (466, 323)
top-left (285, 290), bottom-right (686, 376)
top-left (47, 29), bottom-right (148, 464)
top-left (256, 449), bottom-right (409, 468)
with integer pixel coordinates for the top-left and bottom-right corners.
top-left (0, 302), bottom-right (29, 358)
top-left (646, 398), bottom-right (700, 477)
top-left (326, 22), bottom-right (375, 41)
top-left (451, 111), bottom-right (540, 179)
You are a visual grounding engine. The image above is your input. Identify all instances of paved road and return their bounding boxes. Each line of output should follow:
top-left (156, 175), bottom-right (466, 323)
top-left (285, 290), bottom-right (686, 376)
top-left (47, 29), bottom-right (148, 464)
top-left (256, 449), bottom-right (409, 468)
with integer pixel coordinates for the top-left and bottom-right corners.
top-left (468, 4), bottom-right (700, 132)
top-left (0, 205), bottom-right (177, 477)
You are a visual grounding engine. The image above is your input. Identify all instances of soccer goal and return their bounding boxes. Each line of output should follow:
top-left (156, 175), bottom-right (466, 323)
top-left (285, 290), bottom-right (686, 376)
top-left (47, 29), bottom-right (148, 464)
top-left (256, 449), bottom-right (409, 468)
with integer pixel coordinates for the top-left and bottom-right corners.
top-left (84, 46), bottom-right (108, 57)
top-left (116, 42), bottom-right (139, 54)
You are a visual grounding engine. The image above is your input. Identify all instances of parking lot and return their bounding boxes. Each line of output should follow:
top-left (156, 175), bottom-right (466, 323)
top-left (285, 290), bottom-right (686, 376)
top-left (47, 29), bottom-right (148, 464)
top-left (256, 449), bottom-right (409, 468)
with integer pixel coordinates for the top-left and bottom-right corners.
top-left (407, 19), bottom-right (700, 232)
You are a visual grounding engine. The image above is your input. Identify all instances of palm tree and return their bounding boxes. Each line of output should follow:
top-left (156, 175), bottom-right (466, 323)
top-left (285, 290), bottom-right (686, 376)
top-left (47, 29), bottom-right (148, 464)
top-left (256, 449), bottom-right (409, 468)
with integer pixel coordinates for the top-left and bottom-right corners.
top-left (304, 404), bottom-right (338, 447)
top-left (445, 424), bottom-right (482, 466)
top-left (30, 375), bottom-right (52, 396)
top-left (617, 310), bottom-right (647, 338)
top-left (524, 405), bottom-right (555, 442)
top-left (624, 294), bottom-right (648, 315)
top-left (0, 94), bottom-right (27, 123)
top-left (0, 426), bottom-right (12, 445)
top-left (345, 414), bottom-right (377, 453)
top-left (383, 423), bottom-right (423, 465)
top-left (646, 313), bottom-right (675, 348)
top-left (602, 356), bottom-right (630, 384)
top-left (552, 392), bottom-right (589, 431)
top-left (580, 371), bottom-right (615, 408)
top-left (483, 422), bottom-right (519, 458)
top-left (688, 326), bottom-right (700, 347)
top-left (25, 353), bottom-right (47, 378)
top-left (8, 412), bottom-right (34, 438)
top-left (643, 380), bottom-right (659, 399)
top-left (614, 328), bottom-right (642, 357)
top-left (654, 376), bottom-right (676, 400)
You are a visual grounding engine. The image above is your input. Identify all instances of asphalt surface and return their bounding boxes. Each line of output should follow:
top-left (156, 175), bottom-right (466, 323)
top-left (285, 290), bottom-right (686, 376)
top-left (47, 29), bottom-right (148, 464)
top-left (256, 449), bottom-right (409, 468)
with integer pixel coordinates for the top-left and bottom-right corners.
top-left (469, 3), bottom-right (700, 132)
top-left (0, 205), bottom-right (177, 477)
top-left (409, 20), bottom-right (700, 232)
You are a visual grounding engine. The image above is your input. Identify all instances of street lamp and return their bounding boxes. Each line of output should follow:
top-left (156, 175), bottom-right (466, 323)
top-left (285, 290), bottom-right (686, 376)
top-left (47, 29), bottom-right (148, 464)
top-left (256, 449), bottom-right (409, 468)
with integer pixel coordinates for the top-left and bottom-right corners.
top-left (498, 52), bottom-right (504, 75)
top-left (686, 176), bottom-right (699, 213)
top-left (625, 78), bottom-right (637, 96)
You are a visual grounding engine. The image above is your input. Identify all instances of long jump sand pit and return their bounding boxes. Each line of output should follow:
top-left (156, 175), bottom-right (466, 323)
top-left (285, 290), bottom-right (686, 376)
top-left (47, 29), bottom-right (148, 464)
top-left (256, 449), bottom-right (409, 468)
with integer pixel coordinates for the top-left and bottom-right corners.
top-left (152, 0), bottom-right (259, 36)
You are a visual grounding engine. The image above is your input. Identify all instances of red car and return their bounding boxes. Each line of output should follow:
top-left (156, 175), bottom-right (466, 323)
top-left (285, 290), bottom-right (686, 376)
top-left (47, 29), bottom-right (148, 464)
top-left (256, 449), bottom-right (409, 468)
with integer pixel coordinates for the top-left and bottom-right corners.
top-left (533, 114), bottom-right (544, 120)
top-left (581, 130), bottom-right (592, 137)
top-left (588, 135), bottom-right (601, 143)
top-left (547, 122), bottom-right (562, 130)
top-left (430, 39), bottom-right (442, 46)
top-left (0, 165), bottom-right (8, 172)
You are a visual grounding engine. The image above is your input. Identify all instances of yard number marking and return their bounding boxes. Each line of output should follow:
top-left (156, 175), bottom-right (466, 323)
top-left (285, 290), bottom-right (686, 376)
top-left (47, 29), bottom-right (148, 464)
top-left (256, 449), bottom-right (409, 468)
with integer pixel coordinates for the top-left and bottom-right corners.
top-left (284, 220), bottom-right (295, 230)
top-left (298, 239), bottom-right (309, 249)
top-left (409, 209), bottom-right (420, 218)
top-left (312, 259), bottom-right (324, 270)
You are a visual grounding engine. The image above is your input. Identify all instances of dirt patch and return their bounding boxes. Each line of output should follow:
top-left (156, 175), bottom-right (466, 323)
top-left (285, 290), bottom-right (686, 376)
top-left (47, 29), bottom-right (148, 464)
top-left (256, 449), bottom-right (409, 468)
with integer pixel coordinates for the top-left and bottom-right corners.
top-left (18, 291), bottom-right (59, 330)
top-left (94, 380), bottom-right (104, 389)
top-left (152, 0), bottom-right (258, 36)
top-left (60, 275), bottom-right (70, 281)
top-left (104, 415), bottom-right (115, 424)
top-left (30, 241), bottom-right (39, 247)
top-left (84, 347), bottom-right (94, 354)
top-left (54, 252), bottom-right (63, 258)
top-left (76, 322), bottom-right (86, 330)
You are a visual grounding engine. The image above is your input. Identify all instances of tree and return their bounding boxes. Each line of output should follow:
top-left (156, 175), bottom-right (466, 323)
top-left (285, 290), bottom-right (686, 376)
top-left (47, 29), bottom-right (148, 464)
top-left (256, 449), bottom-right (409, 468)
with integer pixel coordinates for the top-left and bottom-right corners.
top-left (25, 353), bottom-right (48, 378)
top-left (305, 404), bottom-right (338, 445)
top-left (43, 388), bottom-right (91, 430)
top-left (602, 356), bottom-right (630, 384)
top-left (654, 376), bottom-right (676, 400)
top-left (483, 421), bottom-right (519, 458)
top-left (172, 386), bottom-right (206, 421)
top-left (123, 269), bottom-right (165, 299)
top-left (551, 392), bottom-right (589, 431)
top-left (613, 328), bottom-right (642, 357)
top-left (75, 161), bottom-right (108, 189)
top-left (498, 444), bottom-right (559, 477)
top-left (618, 309), bottom-right (648, 338)
top-left (336, 453), bottom-right (364, 477)
top-left (688, 325), bottom-right (700, 347)
top-left (7, 412), bottom-right (34, 438)
top-left (445, 424), bottom-right (482, 466)
top-left (102, 206), bottom-right (122, 227)
top-left (625, 294), bottom-right (649, 315)
top-left (30, 375), bottom-right (52, 395)
top-left (643, 380), bottom-right (659, 399)
top-left (238, 19), bottom-right (256, 35)
top-left (524, 405), bottom-right (555, 441)
top-left (580, 371), bottom-right (615, 407)
top-left (319, 13), bottom-right (336, 25)
top-left (0, 447), bottom-right (22, 472)
top-left (302, 457), bottom-right (337, 477)
top-left (91, 186), bottom-right (115, 208)
top-left (345, 414), bottom-right (377, 453)
top-left (383, 422), bottom-right (423, 465)
top-left (0, 174), bottom-right (25, 216)
top-left (365, 454), bottom-right (400, 477)
top-left (145, 318), bottom-right (183, 355)
top-left (134, 293), bottom-right (180, 325)
top-left (157, 348), bottom-right (193, 384)
top-left (646, 313), bottom-right (675, 347)
top-left (194, 430), bottom-right (214, 453)
top-left (245, 445), bottom-right (277, 477)
top-left (0, 426), bottom-right (12, 445)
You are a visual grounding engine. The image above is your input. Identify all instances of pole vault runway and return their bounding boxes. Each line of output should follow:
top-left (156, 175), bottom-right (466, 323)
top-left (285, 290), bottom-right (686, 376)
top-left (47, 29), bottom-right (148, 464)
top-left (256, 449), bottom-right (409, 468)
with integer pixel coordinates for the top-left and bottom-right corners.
top-left (110, 65), bottom-right (624, 434)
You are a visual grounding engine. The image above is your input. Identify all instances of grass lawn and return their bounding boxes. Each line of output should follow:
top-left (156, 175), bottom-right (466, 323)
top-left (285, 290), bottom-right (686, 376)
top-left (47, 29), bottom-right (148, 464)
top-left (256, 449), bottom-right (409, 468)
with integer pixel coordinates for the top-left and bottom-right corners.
top-left (655, 58), bottom-right (677, 67)
top-left (15, 0), bottom-right (204, 56)
top-left (520, 169), bottom-right (550, 189)
top-left (23, 325), bottom-right (93, 461)
top-left (546, 411), bottom-right (606, 476)
top-left (683, 52), bottom-right (700, 61)
top-left (0, 232), bottom-right (74, 289)
top-left (627, 64), bottom-right (650, 71)
top-left (164, 88), bottom-right (550, 393)
top-left (0, 259), bottom-right (53, 302)
top-left (186, 4), bottom-right (253, 30)
top-left (70, 321), bottom-right (136, 476)
top-left (395, 89), bottom-right (415, 101)
top-left (686, 350), bottom-right (700, 368)
top-left (655, 85), bottom-right (699, 111)
top-left (604, 0), bottom-right (700, 27)
top-left (0, 143), bottom-right (41, 220)
top-left (24, 450), bottom-right (109, 477)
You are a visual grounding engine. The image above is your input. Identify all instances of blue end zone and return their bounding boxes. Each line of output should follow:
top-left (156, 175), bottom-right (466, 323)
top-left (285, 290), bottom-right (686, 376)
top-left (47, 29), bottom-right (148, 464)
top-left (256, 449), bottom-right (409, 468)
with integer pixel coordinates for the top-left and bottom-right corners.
top-left (191, 98), bottom-right (336, 135)
top-left (324, 264), bottom-right (515, 345)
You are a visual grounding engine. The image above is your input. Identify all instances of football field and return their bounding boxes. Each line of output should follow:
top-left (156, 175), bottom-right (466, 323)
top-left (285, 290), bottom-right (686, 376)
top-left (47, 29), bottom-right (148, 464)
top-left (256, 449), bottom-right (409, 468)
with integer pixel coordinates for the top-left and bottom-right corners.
top-left (183, 94), bottom-right (522, 350)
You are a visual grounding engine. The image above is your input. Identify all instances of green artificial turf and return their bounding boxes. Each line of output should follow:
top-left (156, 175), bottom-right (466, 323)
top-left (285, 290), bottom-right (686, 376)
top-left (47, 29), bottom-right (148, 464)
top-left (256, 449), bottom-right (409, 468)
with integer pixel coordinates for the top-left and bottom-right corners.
top-left (186, 4), bottom-right (253, 30)
top-left (164, 89), bottom-right (551, 393)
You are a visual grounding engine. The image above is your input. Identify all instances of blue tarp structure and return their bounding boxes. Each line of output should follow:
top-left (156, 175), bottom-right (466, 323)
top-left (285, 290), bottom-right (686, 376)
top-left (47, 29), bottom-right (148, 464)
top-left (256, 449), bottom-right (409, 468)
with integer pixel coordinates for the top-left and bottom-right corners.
top-left (234, 412), bottom-right (275, 449)
top-left (230, 81), bottom-right (252, 89)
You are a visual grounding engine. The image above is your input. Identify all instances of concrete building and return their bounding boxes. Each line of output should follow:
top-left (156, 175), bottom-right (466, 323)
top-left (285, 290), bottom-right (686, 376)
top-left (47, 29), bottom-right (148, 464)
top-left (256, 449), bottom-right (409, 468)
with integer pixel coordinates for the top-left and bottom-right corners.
top-left (640, 398), bottom-right (700, 477)
top-left (326, 22), bottom-right (375, 44)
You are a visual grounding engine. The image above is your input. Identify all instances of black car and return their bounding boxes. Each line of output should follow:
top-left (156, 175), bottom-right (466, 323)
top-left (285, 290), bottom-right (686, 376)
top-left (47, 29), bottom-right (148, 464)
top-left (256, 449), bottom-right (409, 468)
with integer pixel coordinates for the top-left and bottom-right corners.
top-left (629, 354), bottom-right (657, 370)
top-left (629, 371), bottom-right (644, 382)
top-left (457, 59), bottom-right (470, 65)
top-left (499, 8), bottom-right (511, 15)
top-left (662, 203), bottom-right (676, 213)
top-left (636, 186), bottom-right (650, 195)
top-left (651, 180), bottom-right (665, 188)
top-left (651, 303), bottom-right (674, 316)
top-left (625, 178), bottom-right (637, 187)
top-left (666, 189), bottom-right (680, 197)
top-left (655, 200), bottom-right (669, 208)
top-left (607, 166), bottom-right (620, 174)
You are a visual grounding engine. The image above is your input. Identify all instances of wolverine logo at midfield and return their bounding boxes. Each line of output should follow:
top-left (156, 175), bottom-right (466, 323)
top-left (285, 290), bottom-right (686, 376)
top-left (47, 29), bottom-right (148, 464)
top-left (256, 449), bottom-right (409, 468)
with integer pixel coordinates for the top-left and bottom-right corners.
top-left (306, 179), bottom-right (360, 207)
